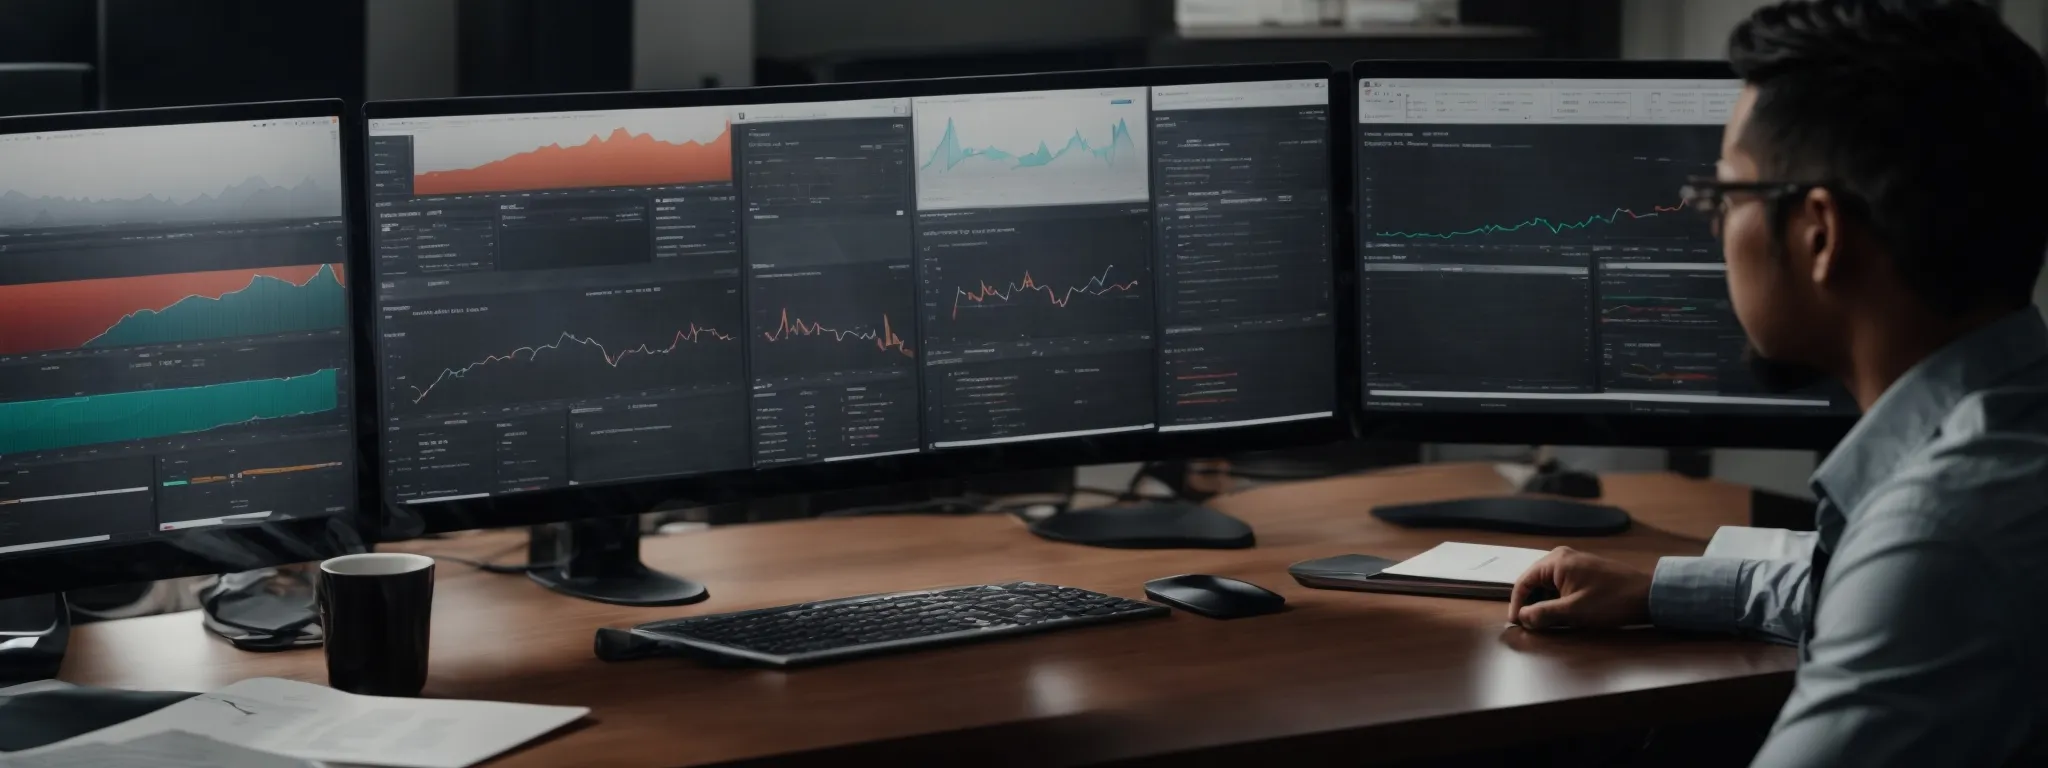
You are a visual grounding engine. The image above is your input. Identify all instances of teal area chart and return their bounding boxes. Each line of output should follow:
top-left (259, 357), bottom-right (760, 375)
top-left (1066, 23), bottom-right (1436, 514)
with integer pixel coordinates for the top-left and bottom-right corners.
top-left (89, 264), bottom-right (348, 348)
top-left (0, 368), bottom-right (340, 455)
top-left (0, 263), bottom-right (348, 356)
top-left (921, 117), bottom-right (1138, 172)
top-left (913, 87), bottom-right (1149, 210)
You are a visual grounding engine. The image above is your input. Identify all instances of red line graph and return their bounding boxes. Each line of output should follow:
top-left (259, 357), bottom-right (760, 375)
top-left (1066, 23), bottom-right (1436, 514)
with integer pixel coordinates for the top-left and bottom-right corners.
top-left (407, 325), bottom-right (733, 404)
top-left (759, 309), bottom-right (914, 357)
top-left (950, 265), bottom-right (1139, 320)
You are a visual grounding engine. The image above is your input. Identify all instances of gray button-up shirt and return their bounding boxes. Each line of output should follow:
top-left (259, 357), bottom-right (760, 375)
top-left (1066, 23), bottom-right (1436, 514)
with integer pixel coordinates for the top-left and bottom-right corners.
top-left (1649, 308), bottom-right (2048, 767)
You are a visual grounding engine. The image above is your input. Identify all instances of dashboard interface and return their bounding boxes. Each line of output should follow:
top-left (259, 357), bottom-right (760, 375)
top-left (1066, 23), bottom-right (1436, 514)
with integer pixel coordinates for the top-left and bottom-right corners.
top-left (0, 115), bottom-right (357, 557)
top-left (1356, 77), bottom-right (1849, 416)
top-left (367, 78), bottom-right (1337, 506)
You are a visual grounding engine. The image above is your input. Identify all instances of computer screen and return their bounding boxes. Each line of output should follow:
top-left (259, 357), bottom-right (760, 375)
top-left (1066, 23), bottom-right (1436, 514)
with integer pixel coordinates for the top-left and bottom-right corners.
top-left (0, 115), bottom-right (357, 557)
top-left (365, 76), bottom-right (1334, 506)
top-left (1355, 76), bottom-right (1851, 416)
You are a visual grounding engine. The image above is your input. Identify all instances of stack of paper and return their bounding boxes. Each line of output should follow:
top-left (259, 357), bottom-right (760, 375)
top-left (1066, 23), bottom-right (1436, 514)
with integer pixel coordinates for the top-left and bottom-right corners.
top-left (1291, 542), bottom-right (1547, 600)
top-left (3, 678), bottom-right (586, 768)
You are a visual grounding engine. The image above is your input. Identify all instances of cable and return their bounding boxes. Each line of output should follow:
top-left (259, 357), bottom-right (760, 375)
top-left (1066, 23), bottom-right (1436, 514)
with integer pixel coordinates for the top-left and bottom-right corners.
top-left (430, 541), bottom-right (558, 574)
top-left (201, 569), bottom-right (321, 651)
top-left (1074, 485), bottom-right (1157, 500)
top-left (1219, 467), bottom-right (1352, 481)
top-left (817, 495), bottom-right (995, 518)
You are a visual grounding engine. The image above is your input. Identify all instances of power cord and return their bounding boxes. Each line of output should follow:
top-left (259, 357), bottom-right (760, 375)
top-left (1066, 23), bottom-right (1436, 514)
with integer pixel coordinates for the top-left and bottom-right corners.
top-left (817, 495), bottom-right (996, 518)
top-left (430, 541), bottom-right (558, 574)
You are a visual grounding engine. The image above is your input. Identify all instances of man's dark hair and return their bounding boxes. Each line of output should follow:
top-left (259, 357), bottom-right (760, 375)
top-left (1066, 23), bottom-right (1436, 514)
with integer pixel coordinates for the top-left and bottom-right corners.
top-left (1730, 0), bottom-right (2048, 316)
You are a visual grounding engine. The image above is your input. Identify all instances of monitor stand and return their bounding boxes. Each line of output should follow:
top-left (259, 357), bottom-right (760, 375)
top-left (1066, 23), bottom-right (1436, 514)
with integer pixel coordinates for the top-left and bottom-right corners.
top-left (1369, 460), bottom-right (1631, 536)
top-left (526, 515), bottom-right (710, 607)
top-left (1028, 500), bottom-right (1256, 549)
top-left (0, 594), bottom-right (69, 687)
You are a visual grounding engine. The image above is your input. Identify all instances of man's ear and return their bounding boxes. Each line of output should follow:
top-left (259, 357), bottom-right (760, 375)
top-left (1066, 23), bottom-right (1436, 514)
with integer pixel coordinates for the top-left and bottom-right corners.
top-left (1799, 187), bottom-right (1843, 287)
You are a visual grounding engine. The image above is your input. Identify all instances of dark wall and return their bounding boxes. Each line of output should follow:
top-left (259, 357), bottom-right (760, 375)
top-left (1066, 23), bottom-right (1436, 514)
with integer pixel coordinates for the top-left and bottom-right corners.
top-left (0, 0), bottom-right (94, 63)
top-left (1462, 0), bottom-right (1624, 58)
top-left (457, 0), bottom-right (632, 96)
top-left (101, 0), bottom-right (366, 109)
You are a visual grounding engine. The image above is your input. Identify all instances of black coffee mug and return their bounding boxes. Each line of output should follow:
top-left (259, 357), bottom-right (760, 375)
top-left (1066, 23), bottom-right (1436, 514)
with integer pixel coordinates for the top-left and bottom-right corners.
top-left (318, 553), bottom-right (435, 697)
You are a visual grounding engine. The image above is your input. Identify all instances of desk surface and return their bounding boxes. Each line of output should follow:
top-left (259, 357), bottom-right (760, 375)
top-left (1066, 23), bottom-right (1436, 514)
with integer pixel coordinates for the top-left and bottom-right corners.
top-left (63, 464), bottom-right (1795, 767)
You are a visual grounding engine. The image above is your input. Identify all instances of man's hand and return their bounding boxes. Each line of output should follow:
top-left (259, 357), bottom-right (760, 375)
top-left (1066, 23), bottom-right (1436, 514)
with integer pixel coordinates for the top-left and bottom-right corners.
top-left (1507, 546), bottom-right (1653, 630)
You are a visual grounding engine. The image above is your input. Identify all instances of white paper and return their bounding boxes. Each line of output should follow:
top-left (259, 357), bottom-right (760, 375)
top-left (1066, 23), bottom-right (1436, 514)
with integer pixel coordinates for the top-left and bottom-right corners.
top-left (1705, 525), bottom-right (1817, 562)
top-left (0, 680), bottom-right (74, 697)
top-left (1381, 542), bottom-right (1548, 585)
top-left (1346, 0), bottom-right (1422, 23)
top-left (10, 678), bottom-right (586, 768)
top-left (0, 730), bottom-right (316, 768)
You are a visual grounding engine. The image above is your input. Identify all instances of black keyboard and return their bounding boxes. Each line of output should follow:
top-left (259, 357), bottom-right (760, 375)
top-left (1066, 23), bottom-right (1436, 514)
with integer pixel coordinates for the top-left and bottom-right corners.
top-left (594, 582), bottom-right (1169, 667)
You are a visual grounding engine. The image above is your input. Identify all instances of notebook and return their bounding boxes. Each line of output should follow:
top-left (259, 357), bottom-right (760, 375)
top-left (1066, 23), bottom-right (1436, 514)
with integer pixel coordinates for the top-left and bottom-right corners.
top-left (1288, 543), bottom-right (1548, 600)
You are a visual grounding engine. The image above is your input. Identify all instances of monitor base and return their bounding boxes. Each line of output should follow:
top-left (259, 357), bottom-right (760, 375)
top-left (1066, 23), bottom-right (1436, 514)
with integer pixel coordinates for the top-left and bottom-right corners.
top-left (526, 516), bottom-right (710, 608)
top-left (528, 567), bottom-right (710, 607)
top-left (1029, 501), bottom-right (1256, 549)
top-left (0, 594), bottom-right (68, 687)
top-left (1371, 496), bottom-right (1632, 537)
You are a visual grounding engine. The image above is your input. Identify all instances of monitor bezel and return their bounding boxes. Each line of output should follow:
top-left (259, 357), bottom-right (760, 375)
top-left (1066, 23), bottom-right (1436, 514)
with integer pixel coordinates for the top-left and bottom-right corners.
top-left (363, 63), bottom-right (1354, 536)
top-left (0, 98), bottom-right (378, 600)
top-left (1348, 59), bottom-right (1855, 450)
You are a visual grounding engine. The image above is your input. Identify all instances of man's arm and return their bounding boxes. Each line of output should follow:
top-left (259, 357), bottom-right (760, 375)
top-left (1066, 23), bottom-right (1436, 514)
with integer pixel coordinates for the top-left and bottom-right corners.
top-left (1648, 555), bottom-right (1813, 644)
top-left (1748, 495), bottom-right (2028, 767)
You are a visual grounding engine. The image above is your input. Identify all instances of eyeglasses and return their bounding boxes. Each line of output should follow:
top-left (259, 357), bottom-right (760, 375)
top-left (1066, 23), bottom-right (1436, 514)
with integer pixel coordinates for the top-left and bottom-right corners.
top-left (1678, 177), bottom-right (1827, 219)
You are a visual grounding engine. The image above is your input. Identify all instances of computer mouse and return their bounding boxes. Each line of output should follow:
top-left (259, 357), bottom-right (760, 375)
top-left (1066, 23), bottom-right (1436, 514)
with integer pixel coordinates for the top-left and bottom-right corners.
top-left (1144, 574), bottom-right (1286, 619)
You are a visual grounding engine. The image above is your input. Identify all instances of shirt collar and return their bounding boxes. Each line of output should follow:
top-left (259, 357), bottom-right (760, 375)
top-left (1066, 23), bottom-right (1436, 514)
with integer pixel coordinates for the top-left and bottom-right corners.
top-left (1812, 308), bottom-right (2048, 514)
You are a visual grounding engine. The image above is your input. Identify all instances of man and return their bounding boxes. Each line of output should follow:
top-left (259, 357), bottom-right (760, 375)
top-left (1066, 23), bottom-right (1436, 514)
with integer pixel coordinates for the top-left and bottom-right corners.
top-left (1505, 0), bottom-right (2048, 765)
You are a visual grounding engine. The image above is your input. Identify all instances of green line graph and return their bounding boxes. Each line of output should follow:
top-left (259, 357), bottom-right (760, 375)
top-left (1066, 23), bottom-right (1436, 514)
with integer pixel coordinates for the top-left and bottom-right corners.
top-left (0, 369), bottom-right (339, 455)
top-left (1374, 203), bottom-right (1685, 240)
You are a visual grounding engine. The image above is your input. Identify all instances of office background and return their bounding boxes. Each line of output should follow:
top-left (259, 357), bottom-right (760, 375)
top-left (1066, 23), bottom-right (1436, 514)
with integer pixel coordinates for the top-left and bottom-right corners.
top-left (0, 0), bottom-right (2041, 502)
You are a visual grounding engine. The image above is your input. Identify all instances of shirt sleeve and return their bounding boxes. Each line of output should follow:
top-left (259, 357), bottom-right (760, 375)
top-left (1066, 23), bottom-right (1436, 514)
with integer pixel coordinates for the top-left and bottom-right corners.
top-left (1748, 492), bottom-right (2029, 767)
top-left (1648, 555), bottom-right (1812, 644)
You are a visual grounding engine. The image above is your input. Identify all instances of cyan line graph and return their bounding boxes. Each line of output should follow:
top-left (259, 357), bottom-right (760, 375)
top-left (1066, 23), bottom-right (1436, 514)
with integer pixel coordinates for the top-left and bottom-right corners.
top-left (408, 325), bottom-right (733, 405)
top-left (1374, 202), bottom-right (1685, 240)
top-left (920, 117), bottom-right (1138, 173)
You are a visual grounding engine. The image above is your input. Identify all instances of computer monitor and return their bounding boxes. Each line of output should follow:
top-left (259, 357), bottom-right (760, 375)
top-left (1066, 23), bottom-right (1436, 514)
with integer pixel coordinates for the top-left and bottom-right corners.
top-left (363, 64), bottom-right (1343, 603)
top-left (0, 100), bottom-right (370, 601)
top-left (1351, 61), bottom-right (1855, 450)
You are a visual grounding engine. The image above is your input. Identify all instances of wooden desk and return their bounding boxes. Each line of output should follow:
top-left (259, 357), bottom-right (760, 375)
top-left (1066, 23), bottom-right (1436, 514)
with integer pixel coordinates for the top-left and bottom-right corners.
top-left (61, 465), bottom-right (1796, 766)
